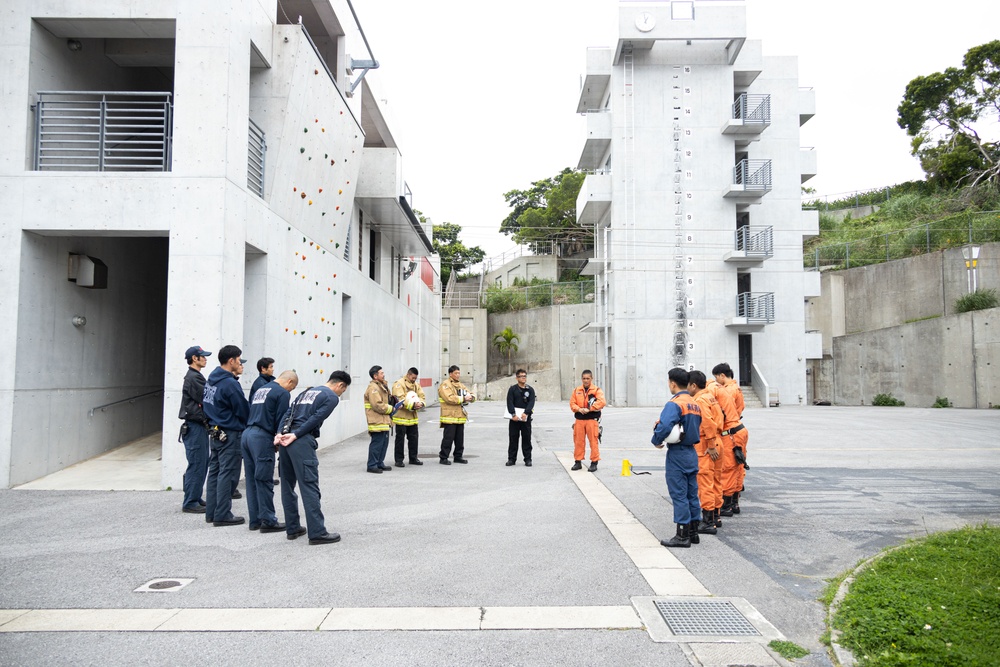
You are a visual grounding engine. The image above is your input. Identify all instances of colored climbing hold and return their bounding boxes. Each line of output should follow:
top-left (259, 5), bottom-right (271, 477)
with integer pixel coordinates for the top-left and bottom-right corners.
top-left (293, 187), bottom-right (297, 191)
top-left (314, 69), bottom-right (319, 74)
top-left (321, 128), bottom-right (325, 132)
top-left (321, 317), bottom-right (325, 322)
top-left (338, 189), bottom-right (343, 194)
top-left (301, 192), bottom-right (306, 199)
top-left (293, 310), bottom-right (298, 314)
top-left (335, 206), bottom-right (339, 210)
top-left (335, 243), bottom-right (340, 248)
top-left (318, 188), bottom-right (323, 193)
top-left (302, 255), bottom-right (306, 260)
top-left (308, 296), bottom-right (312, 300)
top-left (308, 200), bottom-right (313, 205)
top-left (285, 328), bottom-right (289, 332)
top-left (293, 330), bottom-right (298, 334)
top-left (324, 154), bottom-right (328, 159)
top-left (300, 147), bottom-right (305, 153)
top-left (327, 336), bottom-right (331, 342)
top-left (330, 160), bottom-right (335, 165)
top-left (307, 351), bottom-right (311, 355)
top-left (314, 334), bottom-right (318, 339)
top-left (315, 118), bottom-right (318, 123)
top-left (322, 212), bottom-right (326, 216)
top-left (303, 128), bottom-right (308, 133)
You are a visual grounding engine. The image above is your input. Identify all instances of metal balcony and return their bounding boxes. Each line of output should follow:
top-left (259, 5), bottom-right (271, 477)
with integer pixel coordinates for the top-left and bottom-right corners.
top-left (725, 292), bottom-right (774, 331)
top-left (723, 226), bottom-right (773, 266)
top-left (722, 94), bottom-right (770, 140)
top-left (33, 91), bottom-right (172, 171)
top-left (724, 159), bottom-right (772, 200)
top-left (247, 118), bottom-right (266, 198)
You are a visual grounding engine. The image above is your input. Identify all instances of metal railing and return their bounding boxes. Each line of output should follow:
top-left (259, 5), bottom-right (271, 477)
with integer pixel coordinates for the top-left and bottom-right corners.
top-left (806, 210), bottom-right (1000, 270)
top-left (483, 280), bottom-right (595, 313)
top-left (735, 225), bottom-right (773, 257)
top-left (733, 159), bottom-right (772, 191)
top-left (34, 91), bottom-right (172, 171)
top-left (88, 389), bottom-right (163, 418)
top-left (733, 93), bottom-right (770, 124)
top-left (736, 292), bottom-right (775, 324)
top-left (247, 118), bottom-right (266, 198)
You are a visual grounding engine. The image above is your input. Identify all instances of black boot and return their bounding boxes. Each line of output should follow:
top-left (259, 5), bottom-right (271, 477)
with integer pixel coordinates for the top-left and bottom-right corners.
top-left (720, 495), bottom-right (734, 517)
top-left (588, 461), bottom-right (598, 473)
top-left (571, 460), bottom-right (582, 470)
top-left (688, 521), bottom-right (700, 544)
top-left (661, 523), bottom-right (691, 548)
top-left (714, 508), bottom-right (722, 528)
top-left (732, 491), bottom-right (741, 514)
top-left (698, 510), bottom-right (718, 535)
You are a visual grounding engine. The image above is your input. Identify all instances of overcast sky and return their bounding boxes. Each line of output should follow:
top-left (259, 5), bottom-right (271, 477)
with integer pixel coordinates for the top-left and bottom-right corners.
top-left (354, 0), bottom-right (1000, 261)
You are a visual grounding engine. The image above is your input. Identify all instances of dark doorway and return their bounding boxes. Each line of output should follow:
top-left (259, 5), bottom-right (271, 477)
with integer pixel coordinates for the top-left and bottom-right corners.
top-left (738, 335), bottom-right (752, 386)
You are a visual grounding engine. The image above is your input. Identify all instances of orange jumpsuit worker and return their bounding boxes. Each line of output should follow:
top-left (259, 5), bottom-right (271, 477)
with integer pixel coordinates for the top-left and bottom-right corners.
top-left (723, 371), bottom-right (748, 498)
top-left (710, 362), bottom-right (749, 518)
top-left (570, 369), bottom-right (605, 472)
top-left (689, 371), bottom-right (723, 534)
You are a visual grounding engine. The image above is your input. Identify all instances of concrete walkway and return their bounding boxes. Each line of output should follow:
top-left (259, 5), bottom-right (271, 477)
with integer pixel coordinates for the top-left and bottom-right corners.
top-left (1, 402), bottom-right (998, 666)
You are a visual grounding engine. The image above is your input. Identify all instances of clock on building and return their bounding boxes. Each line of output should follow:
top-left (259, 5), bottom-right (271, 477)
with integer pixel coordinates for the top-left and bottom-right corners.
top-left (635, 11), bottom-right (656, 32)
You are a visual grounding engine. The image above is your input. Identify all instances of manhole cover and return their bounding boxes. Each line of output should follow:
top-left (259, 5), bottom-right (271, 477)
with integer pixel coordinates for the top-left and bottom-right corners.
top-left (134, 578), bottom-right (195, 593)
top-left (654, 600), bottom-right (761, 636)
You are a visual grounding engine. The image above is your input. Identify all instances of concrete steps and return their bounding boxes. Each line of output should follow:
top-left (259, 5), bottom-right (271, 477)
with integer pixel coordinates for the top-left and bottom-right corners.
top-left (740, 386), bottom-right (764, 409)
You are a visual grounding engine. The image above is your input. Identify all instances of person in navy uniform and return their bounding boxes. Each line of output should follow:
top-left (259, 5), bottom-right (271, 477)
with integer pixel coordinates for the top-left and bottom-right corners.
top-left (202, 345), bottom-right (250, 527)
top-left (242, 370), bottom-right (298, 532)
top-left (249, 357), bottom-right (275, 399)
top-left (178, 345), bottom-right (212, 513)
top-left (274, 370), bottom-right (351, 545)
top-left (505, 369), bottom-right (536, 467)
top-left (652, 367), bottom-right (702, 548)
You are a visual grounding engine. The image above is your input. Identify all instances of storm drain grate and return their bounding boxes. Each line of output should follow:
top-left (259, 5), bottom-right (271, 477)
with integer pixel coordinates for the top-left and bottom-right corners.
top-left (654, 600), bottom-right (761, 636)
top-left (134, 578), bottom-right (195, 593)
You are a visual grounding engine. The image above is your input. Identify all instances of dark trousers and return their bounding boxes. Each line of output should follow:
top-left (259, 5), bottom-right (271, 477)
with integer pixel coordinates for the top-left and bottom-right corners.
top-left (508, 419), bottom-right (532, 462)
top-left (367, 431), bottom-right (390, 470)
top-left (394, 424), bottom-right (420, 462)
top-left (665, 444), bottom-right (701, 524)
top-left (279, 435), bottom-right (327, 539)
top-left (205, 429), bottom-right (243, 522)
top-left (242, 426), bottom-right (278, 527)
top-left (439, 423), bottom-right (465, 460)
top-left (181, 421), bottom-right (209, 509)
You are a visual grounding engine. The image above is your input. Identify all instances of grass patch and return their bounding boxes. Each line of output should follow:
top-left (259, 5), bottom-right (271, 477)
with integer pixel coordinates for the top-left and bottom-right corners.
top-left (769, 640), bottom-right (809, 660)
top-left (903, 314), bottom-right (941, 324)
top-left (872, 393), bottom-right (905, 406)
top-left (830, 524), bottom-right (1000, 666)
top-left (954, 288), bottom-right (999, 314)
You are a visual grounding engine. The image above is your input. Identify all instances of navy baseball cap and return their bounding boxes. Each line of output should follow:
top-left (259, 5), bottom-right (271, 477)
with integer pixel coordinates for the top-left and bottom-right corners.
top-left (185, 346), bottom-right (212, 358)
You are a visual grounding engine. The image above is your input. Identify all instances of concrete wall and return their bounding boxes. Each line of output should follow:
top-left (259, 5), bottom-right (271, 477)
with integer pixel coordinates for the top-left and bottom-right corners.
top-left (10, 235), bottom-right (168, 485)
top-left (441, 308), bottom-right (487, 389)
top-left (484, 255), bottom-right (560, 288)
top-left (486, 303), bottom-right (596, 400)
top-left (831, 307), bottom-right (1000, 408)
top-left (0, 1), bottom-right (440, 488)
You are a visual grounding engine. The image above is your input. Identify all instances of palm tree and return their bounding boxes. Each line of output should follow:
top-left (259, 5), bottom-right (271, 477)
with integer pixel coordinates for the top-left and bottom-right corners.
top-left (491, 326), bottom-right (521, 377)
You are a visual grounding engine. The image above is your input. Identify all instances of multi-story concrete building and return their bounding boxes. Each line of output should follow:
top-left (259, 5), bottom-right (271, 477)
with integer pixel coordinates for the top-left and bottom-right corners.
top-left (577, 0), bottom-right (820, 406)
top-left (0, 0), bottom-right (440, 488)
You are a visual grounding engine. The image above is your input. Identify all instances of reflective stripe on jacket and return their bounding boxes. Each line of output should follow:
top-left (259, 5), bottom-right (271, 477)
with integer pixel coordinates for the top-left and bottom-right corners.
top-left (364, 380), bottom-right (393, 432)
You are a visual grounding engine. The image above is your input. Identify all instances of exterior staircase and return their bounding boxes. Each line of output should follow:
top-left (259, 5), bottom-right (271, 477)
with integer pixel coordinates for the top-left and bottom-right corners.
top-left (445, 278), bottom-right (482, 309)
top-left (740, 385), bottom-right (765, 409)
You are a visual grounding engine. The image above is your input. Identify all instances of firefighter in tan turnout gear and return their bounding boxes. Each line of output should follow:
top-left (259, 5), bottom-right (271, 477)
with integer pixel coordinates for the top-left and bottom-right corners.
top-left (438, 364), bottom-right (475, 465)
top-left (391, 367), bottom-right (426, 467)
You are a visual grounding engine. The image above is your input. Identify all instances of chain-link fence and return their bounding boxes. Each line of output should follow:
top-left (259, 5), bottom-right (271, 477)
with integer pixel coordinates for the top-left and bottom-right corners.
top-left (806, 211), bottom-right (1000, 270)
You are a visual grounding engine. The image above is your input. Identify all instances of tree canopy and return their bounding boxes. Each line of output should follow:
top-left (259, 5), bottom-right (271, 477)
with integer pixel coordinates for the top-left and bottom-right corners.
top-left (501, 168), bottom-right (589, 254)
top-left (424, 211), bottom-right (484, 286)
top-left (897, 40), bottom-right (1000, 188)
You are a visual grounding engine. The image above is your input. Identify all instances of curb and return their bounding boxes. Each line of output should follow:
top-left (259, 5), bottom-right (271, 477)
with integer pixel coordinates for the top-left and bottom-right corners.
top-left (827, 545), bottom-right (905, 667)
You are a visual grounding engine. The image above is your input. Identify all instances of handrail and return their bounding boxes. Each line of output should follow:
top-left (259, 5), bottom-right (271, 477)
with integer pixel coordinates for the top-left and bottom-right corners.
top-left (736, 291), bottom-right (775, 323)
top-left (750, 363), bottom-right (779, 408)
top-left (733, 159), bottom-right (772, 191)
top-left (89, 389), bottom-right (163, 417)
top-left (735, 225), bottom-right (773, 256)
top-left (296, 22), bottom-right (363, 135)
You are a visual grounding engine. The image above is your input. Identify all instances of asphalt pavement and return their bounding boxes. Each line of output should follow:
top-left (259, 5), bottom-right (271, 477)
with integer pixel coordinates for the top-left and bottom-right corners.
top-left (0, 401), bottom-right (997, 666)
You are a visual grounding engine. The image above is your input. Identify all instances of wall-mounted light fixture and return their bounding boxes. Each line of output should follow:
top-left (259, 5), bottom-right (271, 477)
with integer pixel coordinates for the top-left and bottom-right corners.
top-left (68, 253), bottom-right (108, 289)
top-left (66, 39), bottom-right (82, 52)
top-left (72, 316), bottom-right (87, 327)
